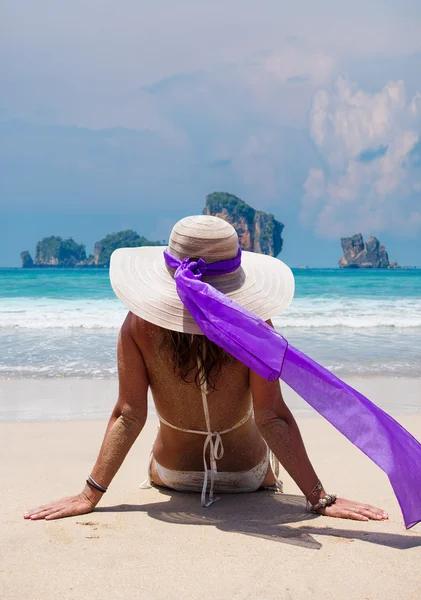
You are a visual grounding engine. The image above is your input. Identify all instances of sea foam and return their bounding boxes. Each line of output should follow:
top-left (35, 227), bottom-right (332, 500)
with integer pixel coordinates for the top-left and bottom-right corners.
top-left (1, 296), bottom-right (420, 331)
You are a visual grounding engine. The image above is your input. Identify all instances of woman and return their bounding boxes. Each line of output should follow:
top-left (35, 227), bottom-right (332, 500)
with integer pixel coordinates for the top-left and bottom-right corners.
top-left (23, 216), bottom-right (399, 522)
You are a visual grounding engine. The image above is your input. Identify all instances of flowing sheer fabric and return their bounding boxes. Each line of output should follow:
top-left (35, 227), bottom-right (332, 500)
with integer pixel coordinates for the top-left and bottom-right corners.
top-left (163, 249), bottom-right (421, 528)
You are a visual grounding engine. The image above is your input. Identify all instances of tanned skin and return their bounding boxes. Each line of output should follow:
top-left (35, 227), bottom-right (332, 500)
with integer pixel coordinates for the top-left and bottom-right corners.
top-left (25, 313), bottom-right (388, 523)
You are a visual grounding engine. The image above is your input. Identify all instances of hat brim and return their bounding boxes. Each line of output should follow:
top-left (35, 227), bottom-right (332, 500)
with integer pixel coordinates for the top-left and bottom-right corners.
top-left (110, 246), bottom-right (295, 334)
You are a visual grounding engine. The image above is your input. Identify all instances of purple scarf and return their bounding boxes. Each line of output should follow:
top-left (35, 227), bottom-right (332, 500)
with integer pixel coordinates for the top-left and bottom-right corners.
top-left (164, 248), bottom-right (421, 529)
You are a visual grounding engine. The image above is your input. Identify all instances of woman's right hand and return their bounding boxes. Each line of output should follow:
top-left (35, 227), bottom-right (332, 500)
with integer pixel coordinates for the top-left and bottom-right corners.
top-left (24, 491), bottom-right (99, 521)
top-left (318, 496), bottom-right (388, 522)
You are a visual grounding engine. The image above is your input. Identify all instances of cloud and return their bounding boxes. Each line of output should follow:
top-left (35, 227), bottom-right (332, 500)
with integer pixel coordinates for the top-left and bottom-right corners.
top-left (144, 43), bottom-right (335, 129)
top-left (2, 1), bottom-right (421, 136)
top-left (301, 78), bottom-right (421, 238)
top-left (260, 47), bottom-right (334, 86)
top-left (136, 44), bottom-right (333, 206)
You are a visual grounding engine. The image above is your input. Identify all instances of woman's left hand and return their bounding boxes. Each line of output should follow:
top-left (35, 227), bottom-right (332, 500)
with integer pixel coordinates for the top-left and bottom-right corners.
top-left (24, 492), bottom-right (97, 521)
top-left (317, 497), bottom-right (389, 521)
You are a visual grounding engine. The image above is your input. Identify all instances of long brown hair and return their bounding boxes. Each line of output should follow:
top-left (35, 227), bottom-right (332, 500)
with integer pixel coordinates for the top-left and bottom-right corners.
top-left (161, 329), bottom-right (232, 390)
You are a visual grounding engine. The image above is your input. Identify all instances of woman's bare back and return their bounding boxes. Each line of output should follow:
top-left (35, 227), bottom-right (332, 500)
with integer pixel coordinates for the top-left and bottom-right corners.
top-left (132, 316), bottom-right (268, 473)
top-left (24, 312), bottom-right (388, 523)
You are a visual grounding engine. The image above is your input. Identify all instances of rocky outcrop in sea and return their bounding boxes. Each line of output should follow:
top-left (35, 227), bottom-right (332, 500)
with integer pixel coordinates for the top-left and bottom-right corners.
top-left (21, 192), bottom-right (284, 267)
top-left (339, 234), bottom-right (392, 268)
top-left (20, 251), bottom-right (34, 268)
top-left (21, 231), bottom-right (165, 268)
top-left (91, 230), bottom-right (164, 267)
top-left (204, 192), bottom-right (284, 257)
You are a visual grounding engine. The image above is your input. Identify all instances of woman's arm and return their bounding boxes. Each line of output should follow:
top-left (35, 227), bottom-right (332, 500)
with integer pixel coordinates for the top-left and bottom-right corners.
top-left (24, 312), bottom-right (148, 520)
top-left (251, 354), bottom-right (387, 522)
top-left (251, 370), bottom-right (321, 499)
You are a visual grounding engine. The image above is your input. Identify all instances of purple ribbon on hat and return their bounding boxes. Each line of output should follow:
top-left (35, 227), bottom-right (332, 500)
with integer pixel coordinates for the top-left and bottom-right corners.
top-left (163, 247), bottom-right (421, 529)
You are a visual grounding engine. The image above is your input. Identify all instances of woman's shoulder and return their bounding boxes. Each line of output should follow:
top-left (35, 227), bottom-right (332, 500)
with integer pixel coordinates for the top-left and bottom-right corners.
top-left (121, 313), bottom-right (162, 351)
top-left (121, 312), bottom-right (155, 333)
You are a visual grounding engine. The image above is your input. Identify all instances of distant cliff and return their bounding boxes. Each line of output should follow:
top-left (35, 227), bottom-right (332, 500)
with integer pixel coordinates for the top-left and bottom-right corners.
top-left (339, 234), bottom-right (392, 268)
top-left (21, 230), bottom-right (165, 268)
top-left (29, 236), bottom-right (87, 267)
top-left (21, 193), bottom-right (283, 267)
top-left (204, 192), bottom-right (284, 256)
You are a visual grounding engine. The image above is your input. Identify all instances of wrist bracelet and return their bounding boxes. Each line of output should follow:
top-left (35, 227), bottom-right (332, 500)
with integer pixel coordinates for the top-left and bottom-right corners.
top-left (86, 476), bottom-right (107, 493)
top-left (305, 479), bottom-right (323, 501)
top-left (307, 493), bottom-right (337, 513)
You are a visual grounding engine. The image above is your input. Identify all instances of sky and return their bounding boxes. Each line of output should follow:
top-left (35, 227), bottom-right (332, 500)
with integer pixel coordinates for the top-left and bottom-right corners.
top-left (1, 1), bottom-right (421, 267)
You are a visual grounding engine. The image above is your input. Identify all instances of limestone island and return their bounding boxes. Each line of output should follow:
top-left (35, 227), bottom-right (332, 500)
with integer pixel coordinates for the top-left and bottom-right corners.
top-left (20, 230), bottom-right (165, 268)
top-left (204, 192), bottom-right (284, 257)
top-left (21, 193), bottom-right (284, 268)
top-left (339, 234), bottom-right (399, 269)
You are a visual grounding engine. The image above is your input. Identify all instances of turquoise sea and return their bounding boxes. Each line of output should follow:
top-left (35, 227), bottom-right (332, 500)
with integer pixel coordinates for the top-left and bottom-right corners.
top-left (1, 268), bottom-right (421, 378)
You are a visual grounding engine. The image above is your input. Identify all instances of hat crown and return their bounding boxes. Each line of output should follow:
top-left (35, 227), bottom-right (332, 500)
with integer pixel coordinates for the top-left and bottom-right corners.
top-left (168, 215), bottom-right (239, 262)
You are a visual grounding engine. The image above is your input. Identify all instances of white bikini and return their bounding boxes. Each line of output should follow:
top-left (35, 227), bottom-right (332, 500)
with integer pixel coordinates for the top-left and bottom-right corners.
top-left (141, 361), bottom-right (283, 506)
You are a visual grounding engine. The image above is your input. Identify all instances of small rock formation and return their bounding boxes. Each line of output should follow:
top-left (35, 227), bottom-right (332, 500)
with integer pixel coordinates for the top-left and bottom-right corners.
top-left (339, 234), bottom-right (390, 268)
top-left (204, 192), bottom-right (284, 256)
top-left (20, 251), bottom-right (34, 268)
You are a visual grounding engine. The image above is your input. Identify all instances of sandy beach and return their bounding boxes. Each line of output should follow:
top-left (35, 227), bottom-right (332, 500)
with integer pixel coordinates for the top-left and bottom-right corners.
top-left (1, 377), bottom-right (421, 599)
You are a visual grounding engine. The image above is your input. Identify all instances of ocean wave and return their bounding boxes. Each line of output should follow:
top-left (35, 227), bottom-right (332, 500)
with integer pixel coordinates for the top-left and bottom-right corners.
top-left (1, 358), bottom-right (419, 379)
top-left (0, 298), bottom-right (127, 330)
top-left (273, 317), bottom-right (421, 329)
top-left (272, 298), bottom-right (421, 329)
top-left (1, 296), bottom-right (421, 330)
top-left (0, 364), bottom-right (118, 378)
top-left (1, 319), bottom-right (420, 379)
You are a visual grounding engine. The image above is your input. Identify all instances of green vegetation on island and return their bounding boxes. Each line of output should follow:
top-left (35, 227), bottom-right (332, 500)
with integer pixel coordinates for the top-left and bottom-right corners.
top-left (204, 192), bottom-right (284, 257)
top-left (20, 230), bottom-right (166, 268)
top-left (93, 230), bottom-right (164, 267)
top-left (205, 192), bottom-right (257, 224)
top-left (20, 192), bottom-right (286, 267)
top-left (34, 236), bottom-right (87, 267)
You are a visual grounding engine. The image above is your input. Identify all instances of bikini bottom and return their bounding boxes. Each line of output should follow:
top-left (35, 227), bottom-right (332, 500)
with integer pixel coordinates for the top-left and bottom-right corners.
top-left (147, 445), bottom-right (282, 495)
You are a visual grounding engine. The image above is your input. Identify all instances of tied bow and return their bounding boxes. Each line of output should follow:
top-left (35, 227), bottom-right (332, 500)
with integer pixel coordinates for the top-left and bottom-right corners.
top-left (201, 430), bottom-right (224, 507)
top-left (176, 257), bottom-right (208, 279)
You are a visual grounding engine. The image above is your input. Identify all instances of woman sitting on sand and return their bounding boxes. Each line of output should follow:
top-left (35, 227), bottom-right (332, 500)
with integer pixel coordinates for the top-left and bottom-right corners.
top-left (26, 215), bottom-right (414, 524)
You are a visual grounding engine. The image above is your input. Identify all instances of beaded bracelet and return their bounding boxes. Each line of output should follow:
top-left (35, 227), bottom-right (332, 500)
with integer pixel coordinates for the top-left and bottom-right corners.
top-left (307, 493), bottom-right (337, 513)
top-left (86, 476), bottom-right (107, 493)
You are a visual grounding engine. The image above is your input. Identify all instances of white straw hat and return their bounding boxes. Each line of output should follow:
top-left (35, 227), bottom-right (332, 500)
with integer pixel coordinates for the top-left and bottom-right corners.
top-left (110, 215), bottom-right (295, 334)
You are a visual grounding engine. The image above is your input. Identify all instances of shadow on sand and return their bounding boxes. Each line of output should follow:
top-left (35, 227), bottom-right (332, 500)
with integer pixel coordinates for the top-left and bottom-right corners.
top-left (96, 488), bottom-right (421, 551)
